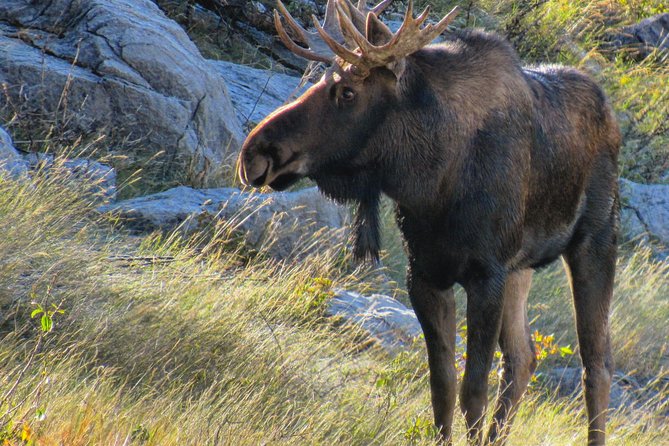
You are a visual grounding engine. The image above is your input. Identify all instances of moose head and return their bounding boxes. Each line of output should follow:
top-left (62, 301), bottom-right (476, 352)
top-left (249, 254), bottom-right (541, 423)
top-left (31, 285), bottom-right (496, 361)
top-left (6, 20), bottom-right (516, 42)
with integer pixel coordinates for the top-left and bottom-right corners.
top-left (238, 0), bottom-right (459, 260)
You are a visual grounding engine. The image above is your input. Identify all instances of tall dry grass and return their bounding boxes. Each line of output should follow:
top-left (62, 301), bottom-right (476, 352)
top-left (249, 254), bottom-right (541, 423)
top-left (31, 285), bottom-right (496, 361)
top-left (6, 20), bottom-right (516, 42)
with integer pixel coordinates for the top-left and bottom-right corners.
top-left (1, 3), bottom-right (668, 443)
top-left (0, 156), bottom-right (666, 445)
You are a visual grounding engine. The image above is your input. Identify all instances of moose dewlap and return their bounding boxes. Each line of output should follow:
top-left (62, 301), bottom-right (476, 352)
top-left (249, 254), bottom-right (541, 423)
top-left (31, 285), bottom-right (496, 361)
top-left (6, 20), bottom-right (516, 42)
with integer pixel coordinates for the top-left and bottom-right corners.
top-left (238, 1), bottom-right (620, 445)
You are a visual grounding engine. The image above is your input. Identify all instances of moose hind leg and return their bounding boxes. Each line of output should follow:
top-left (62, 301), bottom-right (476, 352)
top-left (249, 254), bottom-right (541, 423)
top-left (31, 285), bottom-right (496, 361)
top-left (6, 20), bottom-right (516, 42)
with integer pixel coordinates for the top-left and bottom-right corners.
top-left (408, 275), bottom-right (458, 444)
top-left (564, 222), bottom-right (616, 445)
top-left (486, 269), bottom-right (536, 445)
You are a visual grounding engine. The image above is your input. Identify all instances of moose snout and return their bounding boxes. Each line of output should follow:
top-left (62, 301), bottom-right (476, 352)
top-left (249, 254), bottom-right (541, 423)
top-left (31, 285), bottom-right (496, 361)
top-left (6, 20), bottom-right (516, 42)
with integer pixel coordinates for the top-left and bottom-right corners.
top-left (238, 136), bottom-right (307, 190)
top-left (238, 148), bottom-right (272, 187)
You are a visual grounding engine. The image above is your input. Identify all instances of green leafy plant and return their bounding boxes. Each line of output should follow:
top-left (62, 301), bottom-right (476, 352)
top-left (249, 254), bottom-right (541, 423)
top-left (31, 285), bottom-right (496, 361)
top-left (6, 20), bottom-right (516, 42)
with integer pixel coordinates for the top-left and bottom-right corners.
top-left (30, 302), bottom-right (64, 334)
top-left (299, 277), bottom-right (335, 312)
top-left (404, 416), bottom-right (439, 443)
top-left (532, 330), bottom-right (574, 361)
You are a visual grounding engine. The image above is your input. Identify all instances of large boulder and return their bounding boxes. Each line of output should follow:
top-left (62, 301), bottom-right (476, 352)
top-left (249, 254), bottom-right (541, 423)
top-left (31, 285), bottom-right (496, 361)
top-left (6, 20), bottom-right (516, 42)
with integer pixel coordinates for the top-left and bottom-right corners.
top-left (605, 13), bottom-right (669, 60)
top-left (24, 153), bottom-right (116, 200)
top-left (0, 0), bottom-right (244, 187)
top-left (619, 178), bottom-right (669, 247)
top-left (210, 60), bottom-right (309, 130)
top-left (1, 125), bottom-right (116, 198)
top-left (191, 0), bottom-right (314, 72)
top-left (326, 290), bottom-right (465, 354)
top-left (99, 186), bottom-right (348, 260)
top-left (540, 367), bottom-right (643, 410)
top-left (0, 126), bottom-right (28, 177)
top-left (326, 290), bottom-right (424, 352)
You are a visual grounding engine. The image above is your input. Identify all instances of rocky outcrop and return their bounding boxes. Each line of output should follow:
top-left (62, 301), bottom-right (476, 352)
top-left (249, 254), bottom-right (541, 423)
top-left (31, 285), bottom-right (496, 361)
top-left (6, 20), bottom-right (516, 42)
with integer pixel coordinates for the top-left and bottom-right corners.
top-left (326, 290), bottom-right (465, 354)
top-left (0, 126), bottom-right (28, 178)
top-left (605, 13), bottom-right (669, 60)
top-left (25, 153), bottom-right (116, 200)
top-left (326, 290), bottom-right (424, 352)
top-left (619, 178), bottom-right (669, 247)
top-left (99, 186), bottom-right (348, 259)
top-left (540, 366), bottom-right (651, 411)
top-left (210, 61), bottom-right (309, 130)
top-left (0, 0), bottom-right (244, 187)
top-left (189, 0), bottom-right (317, 72)
top-left (1, 125), bottom-right (116, 198)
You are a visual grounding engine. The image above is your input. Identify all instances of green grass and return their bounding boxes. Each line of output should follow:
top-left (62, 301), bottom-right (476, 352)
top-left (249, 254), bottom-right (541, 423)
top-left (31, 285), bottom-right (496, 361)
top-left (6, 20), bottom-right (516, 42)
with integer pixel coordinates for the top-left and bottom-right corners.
top-left (0, 158), bottom-right (667, 445)
top-left (1, 2), bottom-right (668, 444)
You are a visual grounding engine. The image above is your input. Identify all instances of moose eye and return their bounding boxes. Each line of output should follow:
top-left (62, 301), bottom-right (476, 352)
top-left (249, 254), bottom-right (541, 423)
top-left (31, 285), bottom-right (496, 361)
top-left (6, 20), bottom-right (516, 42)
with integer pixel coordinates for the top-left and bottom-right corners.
top-left (340, 87), bottom-right (356, 102)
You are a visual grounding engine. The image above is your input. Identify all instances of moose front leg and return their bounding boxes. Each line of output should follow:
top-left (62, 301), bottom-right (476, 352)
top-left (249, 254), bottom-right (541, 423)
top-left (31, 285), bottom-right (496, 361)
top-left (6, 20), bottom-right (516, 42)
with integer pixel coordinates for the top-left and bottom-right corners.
top-left (408, 274), bottom-right (458, 444)
top-left (460, 273), bottom-right (507, 445)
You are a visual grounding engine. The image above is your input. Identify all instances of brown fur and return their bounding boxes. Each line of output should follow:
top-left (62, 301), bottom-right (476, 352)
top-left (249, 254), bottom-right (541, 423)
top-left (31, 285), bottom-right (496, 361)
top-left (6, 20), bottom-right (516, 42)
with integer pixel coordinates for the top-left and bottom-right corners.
top-left (239, 24), bottom-right (620, 446)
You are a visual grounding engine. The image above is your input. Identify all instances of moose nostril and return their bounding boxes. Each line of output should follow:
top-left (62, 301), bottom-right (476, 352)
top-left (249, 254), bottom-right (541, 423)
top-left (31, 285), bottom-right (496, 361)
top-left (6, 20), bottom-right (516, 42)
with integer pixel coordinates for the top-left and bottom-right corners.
top-left (250, 158), bottom-right (271, 187)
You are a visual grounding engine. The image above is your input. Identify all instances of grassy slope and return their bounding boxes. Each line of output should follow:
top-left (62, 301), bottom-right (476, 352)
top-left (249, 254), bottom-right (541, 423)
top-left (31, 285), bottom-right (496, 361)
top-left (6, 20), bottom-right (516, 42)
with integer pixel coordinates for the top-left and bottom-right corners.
top-left (0, 160), bottom-right (667, 445)
top-left (1, 2), bottom-right (668, 445)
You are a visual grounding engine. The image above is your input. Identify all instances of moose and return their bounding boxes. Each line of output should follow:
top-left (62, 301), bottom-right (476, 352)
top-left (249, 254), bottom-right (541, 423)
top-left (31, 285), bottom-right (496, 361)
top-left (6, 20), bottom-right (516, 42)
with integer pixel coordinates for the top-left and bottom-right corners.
top-left (238, 1), bottom-right (620, 444)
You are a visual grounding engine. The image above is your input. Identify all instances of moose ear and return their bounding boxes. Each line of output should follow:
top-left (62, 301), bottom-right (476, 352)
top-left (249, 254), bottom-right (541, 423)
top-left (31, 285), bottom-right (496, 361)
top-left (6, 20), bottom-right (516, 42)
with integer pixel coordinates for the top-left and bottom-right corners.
top-left (365, 12), bottom-right (406, 79)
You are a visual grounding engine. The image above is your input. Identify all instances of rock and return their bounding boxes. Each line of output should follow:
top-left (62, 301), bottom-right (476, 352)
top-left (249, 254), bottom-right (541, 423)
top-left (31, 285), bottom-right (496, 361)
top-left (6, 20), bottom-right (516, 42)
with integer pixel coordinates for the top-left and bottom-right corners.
top-left (0, 0), bottom-right (244, 187)
top-left (99, 186), bottom-right (348, 259)
top-left (0, 126), bottom-right (28, 177)
top-left (605, 13), bottom-right (669, 60)
top-left (326, 289), bottom-right (465, 354)
top-left (326, 290), bottom-right (424, 352)
top-left (619, 178), bottom-right (669, 246)
top-left (541, 367), bottom-right (641, 410)
top-left (234, 21), bottom-right (311, 73)
top-left (0, 125), bottom-right (115, 196)
top-left (230, 0), bottom-right (320, 71)
top-left (25, 153), bottom-right (116, 200)
top-left (211, 61), bottom-right (310, 130)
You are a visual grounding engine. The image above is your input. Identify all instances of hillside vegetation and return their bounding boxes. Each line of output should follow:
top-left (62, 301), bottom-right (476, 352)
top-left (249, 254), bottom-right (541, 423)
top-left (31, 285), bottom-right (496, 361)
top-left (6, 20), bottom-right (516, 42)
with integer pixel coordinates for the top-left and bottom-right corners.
top-left (0, 161), bottom-right (667, 445)
top-left (1, 1), bottom-right (668, 445)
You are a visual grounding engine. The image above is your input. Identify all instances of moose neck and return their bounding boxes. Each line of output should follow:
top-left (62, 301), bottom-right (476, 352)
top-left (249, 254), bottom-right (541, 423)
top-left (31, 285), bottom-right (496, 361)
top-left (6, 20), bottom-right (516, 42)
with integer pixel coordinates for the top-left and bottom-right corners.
top-left (310, 165), bottom-right (383, 261)
top-left (378, 36), bottom-right (527, 213)
top-left (376, 53), bottom-right (464, 212)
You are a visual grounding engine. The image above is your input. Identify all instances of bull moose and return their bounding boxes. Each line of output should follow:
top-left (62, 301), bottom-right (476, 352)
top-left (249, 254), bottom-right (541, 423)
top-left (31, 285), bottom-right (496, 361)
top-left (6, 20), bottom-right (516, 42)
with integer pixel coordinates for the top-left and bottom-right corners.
top-left (238, 1), bottom-right (620, 444)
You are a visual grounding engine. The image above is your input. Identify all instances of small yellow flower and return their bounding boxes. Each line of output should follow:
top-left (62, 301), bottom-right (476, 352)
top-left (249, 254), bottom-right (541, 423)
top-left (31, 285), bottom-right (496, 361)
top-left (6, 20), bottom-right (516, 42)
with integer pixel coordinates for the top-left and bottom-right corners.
top-left (21, 423), bottom-right (32, 442)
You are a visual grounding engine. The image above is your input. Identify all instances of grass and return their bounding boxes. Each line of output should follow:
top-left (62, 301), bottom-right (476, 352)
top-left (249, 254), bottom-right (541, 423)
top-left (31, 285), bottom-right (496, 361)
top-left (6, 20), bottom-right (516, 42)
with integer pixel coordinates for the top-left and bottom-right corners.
top-left (0, 157), bottom-right (667, 445)
top-left (1, 2), bottom-right (668, 444)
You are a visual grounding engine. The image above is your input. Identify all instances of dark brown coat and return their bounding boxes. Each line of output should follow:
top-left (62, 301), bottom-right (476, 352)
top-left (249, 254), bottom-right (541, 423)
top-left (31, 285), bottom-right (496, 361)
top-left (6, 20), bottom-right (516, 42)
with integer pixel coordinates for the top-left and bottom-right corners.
top-left (239, 21), bottom-right (619, 446)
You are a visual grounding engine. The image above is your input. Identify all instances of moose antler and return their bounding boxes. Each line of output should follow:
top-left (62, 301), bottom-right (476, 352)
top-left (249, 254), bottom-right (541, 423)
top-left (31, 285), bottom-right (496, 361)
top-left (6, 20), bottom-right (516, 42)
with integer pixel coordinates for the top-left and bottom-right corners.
top-left (274, 0), bottom-right (339, 63)
top-left (316, 1), bottom-right (460, 73)
top-left (349, 0), bottom-right (394, 31)
top-left (274, 0), bottom-right (394, 63)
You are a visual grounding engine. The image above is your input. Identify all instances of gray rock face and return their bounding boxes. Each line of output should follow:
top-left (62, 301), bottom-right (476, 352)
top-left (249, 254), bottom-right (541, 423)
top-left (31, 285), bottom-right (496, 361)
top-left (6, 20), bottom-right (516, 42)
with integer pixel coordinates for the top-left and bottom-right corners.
top-left (620, 178), bottom-right (669, 246)
top-left (606, 13), bottom-right (669, 60)
top-left (0, 126), bottom-right (28, 177)
top-left (541, 367), bottom-right (642, 410)
top-left (99, 186), bottom-right (348, 259)
top-left (0, 0), bottom-right (244, 187)
top-left (325, 290), bottom-right (465, 354)
top-left (25, 153), bottom-right (116, 199)
top-left (326, 290), bottom-right (424, 352)
top-left (1, 125), bottom-right (116, 197)
top-left (211, 61), bottom-right (310, 130)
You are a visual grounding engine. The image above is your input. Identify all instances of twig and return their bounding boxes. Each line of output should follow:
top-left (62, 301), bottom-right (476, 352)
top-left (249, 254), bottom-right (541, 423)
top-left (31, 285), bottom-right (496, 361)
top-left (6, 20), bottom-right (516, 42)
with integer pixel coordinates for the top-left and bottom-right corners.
top-left (258, 310), bottom-right (283, 357)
